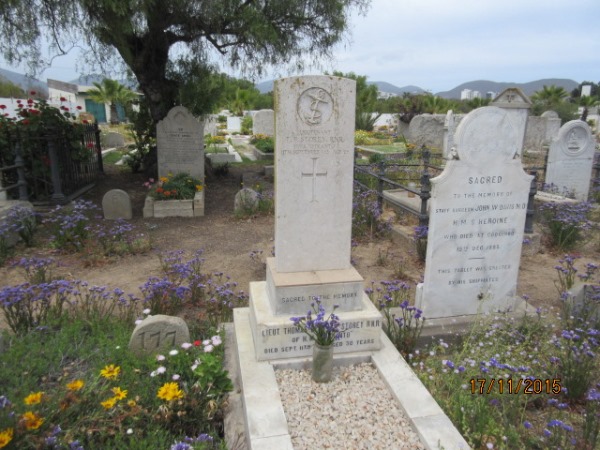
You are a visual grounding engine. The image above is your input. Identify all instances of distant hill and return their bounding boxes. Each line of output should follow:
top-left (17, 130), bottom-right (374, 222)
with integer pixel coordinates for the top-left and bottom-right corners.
top-left (368, 81), bottom-right (426, 96)
top-left (436, 79), bottom-right (579, 99)
top-left (0, 68), bottom-right (48, 97)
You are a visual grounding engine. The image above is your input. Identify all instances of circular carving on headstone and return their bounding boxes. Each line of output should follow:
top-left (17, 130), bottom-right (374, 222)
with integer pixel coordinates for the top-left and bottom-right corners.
top-left (297, 87), bottom-right (334, 126)
top-left (453, 106), bottom-right (519, 164)
top-left (559, 122), bottom-right (591, 157)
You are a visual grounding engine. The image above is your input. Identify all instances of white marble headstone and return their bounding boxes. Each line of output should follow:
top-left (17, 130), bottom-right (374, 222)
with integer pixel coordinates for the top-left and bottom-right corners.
top-left (252, 109), bottom-right (275, 136)
top-left (156, 106), bottom-right (204, 181)
top-left (545, 120), bottom-right (595, 201)
top-left (227, 116), bottom-right (242, 133)
top-left (418, 106), bottom-right (533, 318)
top-left (274, 75), bottom-right (356, 273)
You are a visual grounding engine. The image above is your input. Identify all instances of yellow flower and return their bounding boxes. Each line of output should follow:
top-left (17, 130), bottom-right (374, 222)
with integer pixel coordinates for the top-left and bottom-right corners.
top-left (100, 364), bottom-right (120, 380)
top-left (22, 411), bottom-right (44, 430)
top-left (0, 428), bottom-right (13, 448)
top-left (66, 380), bottom-right (84, 391)
top-left (160, 176), bottom-right (168, 183)
top-left (157, 382), bottom-right (184, 401)
top-left (127, 400), bottom-right (137, 407)
top-left (111, 387), bottom-right (128, 400)
top-left (195, 185), bottom-right (203, 191)
top-left (101, 397), bottom-right (117, 410)
top-left (24, 391), bottom-right (43, 405)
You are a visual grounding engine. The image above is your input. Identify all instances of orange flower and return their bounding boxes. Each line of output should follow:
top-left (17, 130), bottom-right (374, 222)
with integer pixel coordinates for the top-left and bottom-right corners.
top-left (0, 428), bottom-right (13, 448)
top-left (22, 412), bottom-right (44, 430)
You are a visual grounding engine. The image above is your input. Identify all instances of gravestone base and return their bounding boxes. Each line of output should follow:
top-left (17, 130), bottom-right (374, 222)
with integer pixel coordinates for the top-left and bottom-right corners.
top-left (143, 191), bottom-right (204, 218)
top-left (415, 283), bottom-right (525, 320)
top-left (265, 258), bottom-right (364, 315)
top-left (249, 281), bottom-right (382, 361)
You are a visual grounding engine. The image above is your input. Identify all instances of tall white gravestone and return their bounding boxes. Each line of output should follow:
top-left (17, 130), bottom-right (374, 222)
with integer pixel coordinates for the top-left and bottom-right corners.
top-left (417, 107), bottom-right (533, 318)
top-left (248, 75), bottom-right (382, 361)
top-left (545, 120), bottom-right (595, 201)
top-left (156, 106), bottom-right (204, 181)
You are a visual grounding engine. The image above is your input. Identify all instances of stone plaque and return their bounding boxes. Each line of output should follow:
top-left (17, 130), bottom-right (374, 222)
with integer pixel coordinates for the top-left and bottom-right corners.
top-left (157, 106), bottom-right (204, 181)
top-left (418, 107), bottom-right (533, 318)
top-left (545, 120), bottom-right (595, 201)
top-left (252, 109), bottom-right (275, 136)
top-left (227, 116), bottom-right (242, 133)
top-left (102, 189), bottom-right (132, 220)
top-left (274, 75), bottom-right (356, 273)
top-left (129, 315), bottom-right (190, 355)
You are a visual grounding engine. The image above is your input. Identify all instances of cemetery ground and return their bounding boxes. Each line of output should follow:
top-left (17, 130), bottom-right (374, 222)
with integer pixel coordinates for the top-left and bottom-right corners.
top-left (1, 161), bottom-right (600, 448)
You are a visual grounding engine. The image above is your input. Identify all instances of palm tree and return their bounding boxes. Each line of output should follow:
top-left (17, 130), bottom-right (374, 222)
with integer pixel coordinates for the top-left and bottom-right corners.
top-left (87, 79), bottom-right (137, 124)
top-left (579, 95), bottom-right (599, 122)
top-left (530, 85), bottom-right (568, 106)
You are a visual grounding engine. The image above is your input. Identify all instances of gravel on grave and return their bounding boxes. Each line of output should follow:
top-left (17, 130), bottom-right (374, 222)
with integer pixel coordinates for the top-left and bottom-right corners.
top-left (275, 362), bottom-right (425, 450)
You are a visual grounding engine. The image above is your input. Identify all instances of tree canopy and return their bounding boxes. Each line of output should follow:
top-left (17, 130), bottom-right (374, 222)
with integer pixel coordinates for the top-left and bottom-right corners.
top-left (1, 0), bottom-right (370, 124)
top-left (86, 78), bottom-right (137, 124)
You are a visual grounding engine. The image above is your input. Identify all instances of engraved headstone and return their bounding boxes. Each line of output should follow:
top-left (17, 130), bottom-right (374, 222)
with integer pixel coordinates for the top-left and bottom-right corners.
top-left (246, 75), bottom-right (382, 361)
top-left (252, 109), bottom-right (275, 136)
top-left (417, 106), bottom-right (533, 318)
top-left (490, 88), bottom-right (532, 156)
top-left (102, 189), bottom-right (132, 220)
top-left (545, 120), bottom-right (595, 201)
top-left (129, 315), bottom-right (190, 356)
top-left (157, 106), bottom-right (204, 181)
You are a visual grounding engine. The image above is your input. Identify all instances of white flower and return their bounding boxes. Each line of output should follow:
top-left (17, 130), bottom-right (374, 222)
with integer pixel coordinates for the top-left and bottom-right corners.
top-left (156, 366), bottom-right (166, 374)
top-left (202, 339), bottom-right (210, 346)
top-left (211, 335), bottom-right (222, 346)
top-left (172, 374), bottom-right (180, 381)
top-left (115, 346), bottom-right (121, 350)
top-left (150, 371), bottom-right (157, 377)
top-left (204, 344), bottom-right (214, 353)
top-left (181, 342), bottom-right (192, 350)
top-left (126, 428), bottom-right (133, 435)
top-left (169, 350), bottom-right (178, 356)
top-left (156, 354), bottom-right (166, 361)
top-left (191, 364), bottom-right (198, 371)
top-left (143, 308), bottom-right (151, 315)
top-left (135, 319), bottom-right (142, 325)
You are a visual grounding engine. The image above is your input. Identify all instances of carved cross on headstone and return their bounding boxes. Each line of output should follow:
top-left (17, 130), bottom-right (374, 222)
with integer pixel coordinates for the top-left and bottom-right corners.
top-left (301, 157), bottom-right (327, 202)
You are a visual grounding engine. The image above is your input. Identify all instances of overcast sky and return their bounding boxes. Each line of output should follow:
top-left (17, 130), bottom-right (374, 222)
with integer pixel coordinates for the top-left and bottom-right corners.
top-left (2, 0), bottom-right (599, 93)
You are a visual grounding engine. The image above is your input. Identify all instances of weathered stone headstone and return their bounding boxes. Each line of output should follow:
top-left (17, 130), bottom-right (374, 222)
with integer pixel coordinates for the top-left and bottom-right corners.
top-left (227, 116), bottom-right (242, 133)
top-left (247, 75), bottom-right (382, 361)
top-left (252, 109), bottom-right (275, 136)
top-left (129, 315), bottom-right (190, 355)
top-left (204, 115), bottom-right (218, 136)
top-left (103, 132), bottom-right (126, 148)
top-left (442, 110), bottom-right (455, 158)
top-left (490, 88), bottom-right (532, 156)
top-left (417, 106), bottom-right (533, 318)
top-left (102, 189), bottom-right (132, 220)
top-left (156, 106), bottom-right (205, 181)
top-left (545, 120), bottom-right (595, 201)
top-left (234, 188), bottom-right (260, 214)
top-left (541, 110), bottom-right (561, 145)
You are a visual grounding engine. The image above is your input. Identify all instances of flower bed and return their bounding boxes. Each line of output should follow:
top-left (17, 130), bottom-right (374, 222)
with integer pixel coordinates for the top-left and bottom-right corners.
top-left (143, 191), bottom-right (204, 218)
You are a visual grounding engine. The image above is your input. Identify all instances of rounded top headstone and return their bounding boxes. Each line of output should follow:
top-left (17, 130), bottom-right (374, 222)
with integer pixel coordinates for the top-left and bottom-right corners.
top-left (453, 106), bottom-right (519, 165)
top-left (556, 120), bottom-right (593, 157)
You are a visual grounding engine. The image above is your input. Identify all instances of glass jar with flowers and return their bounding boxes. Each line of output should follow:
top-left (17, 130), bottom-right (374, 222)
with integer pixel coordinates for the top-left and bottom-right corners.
top-left (290, 299), bottom-right (341, 382)
top-left (143, 172), bottom-right (204, 218)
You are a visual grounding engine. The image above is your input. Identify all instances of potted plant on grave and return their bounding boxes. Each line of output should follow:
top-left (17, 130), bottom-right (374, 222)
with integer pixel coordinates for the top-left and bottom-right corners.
top-left (143, 172), bottom-right (204, 218)
top-left (290, 299), bottom-right (341, 383)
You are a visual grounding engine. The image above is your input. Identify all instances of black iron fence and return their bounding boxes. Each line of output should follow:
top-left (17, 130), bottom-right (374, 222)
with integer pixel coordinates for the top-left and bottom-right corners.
top-left (0, 123), bottom-right (102, 204)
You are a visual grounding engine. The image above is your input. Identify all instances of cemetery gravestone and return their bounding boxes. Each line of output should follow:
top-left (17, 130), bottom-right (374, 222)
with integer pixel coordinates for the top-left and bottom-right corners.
top-left (227, 117), bottom-right (242, 133)
top-left (234, 188), bottom-right (260, 215)
top-left (103, 132), bottom-right (126, 148)
top-left (247, 75), bottom-right (382, 361)
top-left (102, 189), bottom-right (132, 220)
top-left (417, 106), bottom-right (533, 318)
top-left (129, 315), bottom-right (190, 356)
top-left (442, 110), bottom-right (455, 158)
top-left (490, 88), bottom-right (532, 157)
top-left (252, 109), bottom-right (275, 136)
top-left (157, 106), bottom-right (205, 181)
top-left (545, 120), bottom-right (595, 201)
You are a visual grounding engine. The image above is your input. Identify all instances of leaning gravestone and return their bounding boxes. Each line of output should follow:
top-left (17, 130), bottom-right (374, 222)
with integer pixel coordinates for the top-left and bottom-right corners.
top-left (417, 106), bottom-right (533, 318)
top-left (129, 315), bottom-right (190, 356)
top-left (252, 109), bottom-right (275, 136)
top-left (247, 75), bottom-right (382, 361)
top-left (102, 189), bottom-right (132, 220)
top-left (156, 106), bottom-right (204, 181)
top-left (544, 120), bottom-right (595, 201)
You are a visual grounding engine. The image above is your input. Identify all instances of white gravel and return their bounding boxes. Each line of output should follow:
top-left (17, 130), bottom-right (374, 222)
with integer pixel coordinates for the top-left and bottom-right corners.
top-left (275, 362), bottom-right (425, 450)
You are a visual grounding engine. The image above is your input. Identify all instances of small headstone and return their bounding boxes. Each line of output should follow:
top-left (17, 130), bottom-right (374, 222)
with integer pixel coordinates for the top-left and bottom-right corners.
top-left (103, 132), bottom-right (126, 148)
top-left (227, 117), bottom-right (242, 133)
top-left (417, 106), bottom-right (533, 318)
top-left (157, 106), bottom-right (205, 182)
top-left (545, 120), bottom-right (595, 201)
top-left (234, 188), bottom-right (260, 214)
top-left (102, 189), bottom-right (132, 220)
top-left (129, 315), bottom-right (190, 355)
top-left (252, 109), bottom-right (275, 136)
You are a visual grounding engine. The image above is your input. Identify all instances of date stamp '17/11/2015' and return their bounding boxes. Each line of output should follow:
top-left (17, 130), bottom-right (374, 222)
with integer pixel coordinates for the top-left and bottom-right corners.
top-left (470, 378), bottom-right (562, 395)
